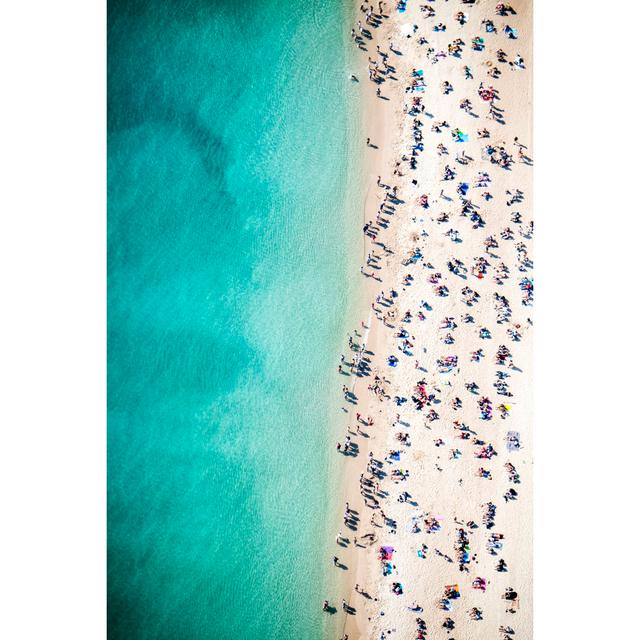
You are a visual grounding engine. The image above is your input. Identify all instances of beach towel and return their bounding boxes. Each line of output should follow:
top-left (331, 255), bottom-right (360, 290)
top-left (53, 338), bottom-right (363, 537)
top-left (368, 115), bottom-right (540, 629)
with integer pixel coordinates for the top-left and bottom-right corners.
top-left (506, 431), bottom-right (521, 451)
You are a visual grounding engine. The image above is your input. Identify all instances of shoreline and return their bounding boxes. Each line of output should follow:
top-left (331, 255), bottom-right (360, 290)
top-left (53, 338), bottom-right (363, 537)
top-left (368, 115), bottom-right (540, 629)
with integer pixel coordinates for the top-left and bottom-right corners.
top-left (329, 1), bottom-right (533, 638)
top-left (329, 8), bottom-right (402, 637)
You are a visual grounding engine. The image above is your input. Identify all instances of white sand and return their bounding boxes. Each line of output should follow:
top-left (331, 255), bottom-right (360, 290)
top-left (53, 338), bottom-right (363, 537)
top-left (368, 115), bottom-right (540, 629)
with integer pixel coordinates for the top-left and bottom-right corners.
top-left (333, 1), bottom-right (533, 638)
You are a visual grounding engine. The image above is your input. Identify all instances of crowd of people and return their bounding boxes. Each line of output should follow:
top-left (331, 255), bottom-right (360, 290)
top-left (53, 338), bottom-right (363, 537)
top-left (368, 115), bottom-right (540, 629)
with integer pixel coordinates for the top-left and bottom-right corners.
top-left (326, 2), bottom-right (532, 639)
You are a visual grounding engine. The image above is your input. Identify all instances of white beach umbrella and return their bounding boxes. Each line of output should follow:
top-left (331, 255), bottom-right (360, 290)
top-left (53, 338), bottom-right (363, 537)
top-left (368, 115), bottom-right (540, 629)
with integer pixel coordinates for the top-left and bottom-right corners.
top-left (400, 24), bottom-right (414, 37)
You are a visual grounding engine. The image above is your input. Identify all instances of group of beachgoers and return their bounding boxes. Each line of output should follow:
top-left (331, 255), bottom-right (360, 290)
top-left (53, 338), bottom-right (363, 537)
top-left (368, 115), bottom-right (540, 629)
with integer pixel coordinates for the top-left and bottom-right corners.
top-left (325, 1), bottom-right (531, 639)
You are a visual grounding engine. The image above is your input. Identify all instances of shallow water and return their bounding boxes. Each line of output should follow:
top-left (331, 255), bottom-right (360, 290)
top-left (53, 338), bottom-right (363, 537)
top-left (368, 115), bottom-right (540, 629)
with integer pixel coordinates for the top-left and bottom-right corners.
top-left (108, 1), bottom-right (362, 638)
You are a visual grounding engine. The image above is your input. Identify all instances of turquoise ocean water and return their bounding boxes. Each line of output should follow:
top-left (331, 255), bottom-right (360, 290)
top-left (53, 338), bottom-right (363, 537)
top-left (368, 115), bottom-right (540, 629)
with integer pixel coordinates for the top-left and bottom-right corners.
top-left (108, 1), bottom-right (362, 638)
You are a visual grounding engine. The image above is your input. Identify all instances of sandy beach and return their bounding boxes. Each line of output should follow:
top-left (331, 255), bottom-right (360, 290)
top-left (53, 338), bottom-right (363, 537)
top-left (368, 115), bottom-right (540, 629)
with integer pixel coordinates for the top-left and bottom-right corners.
top-left (330, 1), bottom-right (533, 638)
